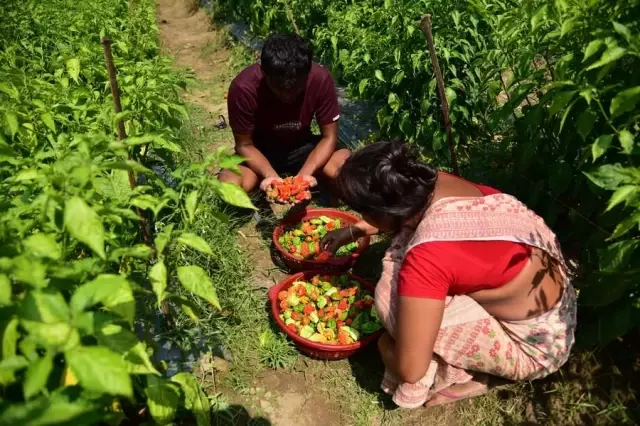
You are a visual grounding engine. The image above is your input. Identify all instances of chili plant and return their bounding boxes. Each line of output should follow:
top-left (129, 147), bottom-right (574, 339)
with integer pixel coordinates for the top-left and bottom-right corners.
top-left (0, 0), bottom-right (254, 424)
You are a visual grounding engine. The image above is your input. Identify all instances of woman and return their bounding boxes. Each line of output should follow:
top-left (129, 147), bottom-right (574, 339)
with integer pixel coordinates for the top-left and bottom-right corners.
top-left (321, 141), bottom-right (576, 408)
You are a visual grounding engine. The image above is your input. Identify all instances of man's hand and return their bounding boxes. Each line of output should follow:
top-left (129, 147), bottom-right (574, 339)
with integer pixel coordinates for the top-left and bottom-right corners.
top-left (320, 226), bottom-right (361, 254)
top-left (259, 176), bottom-right (282, 192)
top-left (298, 175), bottom-right (318, 188)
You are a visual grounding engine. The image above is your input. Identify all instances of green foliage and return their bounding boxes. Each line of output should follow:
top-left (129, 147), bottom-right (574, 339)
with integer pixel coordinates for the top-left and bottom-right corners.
top-left (0, 0), bottom-right (254, 424)
top-left (221, 0), bottom-right (640, 345)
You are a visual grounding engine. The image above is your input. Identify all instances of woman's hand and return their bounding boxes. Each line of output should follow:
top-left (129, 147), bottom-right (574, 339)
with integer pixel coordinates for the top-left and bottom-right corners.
top-left (320, 226), bottom-right (360, 254)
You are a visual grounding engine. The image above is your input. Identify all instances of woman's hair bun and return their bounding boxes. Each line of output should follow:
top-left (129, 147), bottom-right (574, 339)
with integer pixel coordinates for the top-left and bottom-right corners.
top-left (336, 140), bottom-right (438, 227)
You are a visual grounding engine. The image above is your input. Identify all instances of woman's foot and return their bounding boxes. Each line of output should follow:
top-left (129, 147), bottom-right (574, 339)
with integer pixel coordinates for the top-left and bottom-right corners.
top-left (425, 374), bottom-right (490, 408)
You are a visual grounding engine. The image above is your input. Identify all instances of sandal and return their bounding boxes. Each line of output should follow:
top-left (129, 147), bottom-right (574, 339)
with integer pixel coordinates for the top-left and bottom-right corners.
top-left (425, 375), bottom-right (491, 408)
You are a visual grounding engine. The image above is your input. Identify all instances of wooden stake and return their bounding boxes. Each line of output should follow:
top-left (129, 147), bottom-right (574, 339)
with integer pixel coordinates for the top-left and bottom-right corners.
top-left (284, 1), bottom-right (300, 36)
top-left (101, 36), bottom-right (171, 321)
top-left (420, 15), bottom-right (460, 176)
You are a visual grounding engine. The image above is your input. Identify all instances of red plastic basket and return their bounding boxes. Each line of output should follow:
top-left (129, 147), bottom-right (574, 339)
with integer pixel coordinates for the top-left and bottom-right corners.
top-left (268, 271), bottom-right (383, 360)
top-left (272, 208), bottom-right (370, 272)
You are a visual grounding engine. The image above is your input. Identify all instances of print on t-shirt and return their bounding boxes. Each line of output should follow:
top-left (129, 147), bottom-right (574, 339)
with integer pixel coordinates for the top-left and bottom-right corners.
top-left (273, 121), bottom-right (303, 132)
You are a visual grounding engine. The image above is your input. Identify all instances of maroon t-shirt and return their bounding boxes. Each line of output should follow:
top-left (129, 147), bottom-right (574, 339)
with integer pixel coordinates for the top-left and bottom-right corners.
top-left (227, 63), bottom-right (340, 150)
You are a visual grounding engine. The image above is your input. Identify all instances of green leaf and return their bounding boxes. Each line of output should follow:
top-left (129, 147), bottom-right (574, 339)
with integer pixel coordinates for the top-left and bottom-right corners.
top-left (149, 261), bottom-right (167, 306)
top-left (374, 70), bottom-right (385, 82)
top-left (215, 182), bottom-right (256, 210)
top-left (177, 265), bottom-right (220, 309)
top-left (20, 290), bottom-right (70, 325)
top-left (109, 244), bottom-right (154, 260)
top-left (0, 356), bottom-right (29, 386)
top-left (155, 224), bottom-right (174, 256)
top-left (65, 346), bottom-right (132, 397)
top-left (0, 387), bottom-right (103, 426)
top-left (185, 190), bottom-right (198, 223)
top-left (0, 82), bottom-right (19, 100)
top-left (613, 21), bottom-right (631, 42)
top-left (576, 109), bottom-right (596, 140)
top-left (610, 86), bottom-right (640, 119)
top-left (96, 323), bottom-right (159, 375)
top-left (618, 130), bottom-right (634, 155)
top-left (171, 373), bottom-right (210, 426)
top-left (12, 256), bottom-right (48, 288)
top-left (64, 197), bottom-right (105, 259)
top-left (177, 233), bottom-right (213, 255)
top-left (168, 295), bottom-right (200, 323)
top-left (445, 87), bottom-right (457, 106)
top-left (392, 71), bottom-right (405, 86)
top-left (548, 90), bottom-right (577, 115)
top-left (609, 213), bottom-right (640, 240)
top-left (583, 164), bottom-right (636, 190)
top-left (23, 354), bottom-right (53, 399)
top-left (5, 112), bottom-right (19, 139)
top-left (146, 376), bottom-right (180, 425)
top-left (66, 58), bottom-right (80, 83)
top-left (2, 318), bottom-right (19, 359)
top-left (399, 112), bottom-right (414, 138)
top-left (586, 46), bottom-right (626, 71)
top-left (41, 113), bottom-right (56, 133)
top-left (598, 240), bottom-right (640, 272)
top-left (24, 233), bottom-right (61, 260)
top-left (218, 154), bottom-right (245, 172)
top-left (0, 274), bottom-right (11, 306)
top-left (14, 168), bottom-right (39, 181)
top-left (358, 79), bottom-right (369, 95)
top-left (605, 185), bottom-right (637, 212)
top-left (388, 92), bottom-right (400, 112)
top-left (70, 275), bottom-right (134, 324)
top-left (592, 134), bottom-right (613, 161)
top-left (583, 39), bottom-right (603, 62)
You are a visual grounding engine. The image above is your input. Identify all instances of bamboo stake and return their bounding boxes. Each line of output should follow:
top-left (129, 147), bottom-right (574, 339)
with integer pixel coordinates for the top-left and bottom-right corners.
top-left (420, 15), bottom-right (460, 176)
top-left (101, 36), bottom-right (171, 320)
top-left (284, 1), bottom-right (300, 36)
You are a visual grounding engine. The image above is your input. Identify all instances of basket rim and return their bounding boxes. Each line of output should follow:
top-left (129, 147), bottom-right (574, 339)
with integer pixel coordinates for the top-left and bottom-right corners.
top-left (272, 208), bottom-right (370, 267)
top-left (268, 270), bottom-right (383, 352)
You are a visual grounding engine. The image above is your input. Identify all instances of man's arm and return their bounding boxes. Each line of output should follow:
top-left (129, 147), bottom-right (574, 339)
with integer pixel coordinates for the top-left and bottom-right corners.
top-left (297, 121), bottom-right (338, 177)
top-left (234, 133), bottom-right (279, 181)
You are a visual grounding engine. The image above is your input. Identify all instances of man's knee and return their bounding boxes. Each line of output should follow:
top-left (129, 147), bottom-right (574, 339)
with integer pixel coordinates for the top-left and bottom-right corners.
top-left (219, 166), bottom-right (258, 192)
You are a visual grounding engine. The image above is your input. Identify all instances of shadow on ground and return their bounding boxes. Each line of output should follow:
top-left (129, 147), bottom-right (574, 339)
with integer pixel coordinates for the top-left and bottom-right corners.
top-left (211, 404), bottom-right (272, 426)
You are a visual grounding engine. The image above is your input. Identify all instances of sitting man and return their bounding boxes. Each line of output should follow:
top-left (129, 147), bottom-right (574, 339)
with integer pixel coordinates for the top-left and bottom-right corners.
top-left (219, 32), bottom-right (350, 197)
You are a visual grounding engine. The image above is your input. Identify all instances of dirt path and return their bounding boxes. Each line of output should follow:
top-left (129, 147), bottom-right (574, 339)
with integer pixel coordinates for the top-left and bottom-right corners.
top-left (156, 1), bottom-right (342, 425)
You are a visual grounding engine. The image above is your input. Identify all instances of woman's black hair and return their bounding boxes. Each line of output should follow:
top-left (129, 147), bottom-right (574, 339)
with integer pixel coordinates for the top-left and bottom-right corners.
top-left (336, 140), bottom-right (438, 228)
top-left (261, 33), bottom-right (312, 89)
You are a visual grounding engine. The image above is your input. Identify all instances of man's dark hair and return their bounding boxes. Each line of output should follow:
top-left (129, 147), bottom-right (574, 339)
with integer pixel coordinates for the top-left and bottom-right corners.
top-left (336, 141), bottom-right (438, 229)
top-left (261, 33), bottom-right (312, 89)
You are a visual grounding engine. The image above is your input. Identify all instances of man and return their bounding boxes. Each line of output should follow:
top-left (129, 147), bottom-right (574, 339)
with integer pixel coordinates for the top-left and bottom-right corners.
top-left (219, 32), bottom-right (350, 196)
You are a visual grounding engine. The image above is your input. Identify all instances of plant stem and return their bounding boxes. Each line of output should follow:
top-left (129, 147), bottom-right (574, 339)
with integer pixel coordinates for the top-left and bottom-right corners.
top-left (420, 14), bottom-right (460, 176)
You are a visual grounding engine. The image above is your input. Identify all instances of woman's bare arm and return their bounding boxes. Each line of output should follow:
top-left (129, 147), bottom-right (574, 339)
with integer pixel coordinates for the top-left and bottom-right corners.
top-left (379, 296), bottom-right (445, 384)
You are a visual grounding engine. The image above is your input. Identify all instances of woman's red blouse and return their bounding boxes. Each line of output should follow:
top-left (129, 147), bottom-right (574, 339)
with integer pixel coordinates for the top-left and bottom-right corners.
top-left (397, 177), bottom-right (531, 300)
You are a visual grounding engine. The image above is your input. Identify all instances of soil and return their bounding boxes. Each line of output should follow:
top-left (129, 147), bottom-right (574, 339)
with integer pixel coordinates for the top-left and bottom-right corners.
top-left (156, 1), bottom-right (337, 424)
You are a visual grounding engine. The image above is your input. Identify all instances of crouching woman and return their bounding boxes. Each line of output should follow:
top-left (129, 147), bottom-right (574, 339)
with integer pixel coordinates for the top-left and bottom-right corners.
top-left (322, 141), bottom-right (577, 408)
